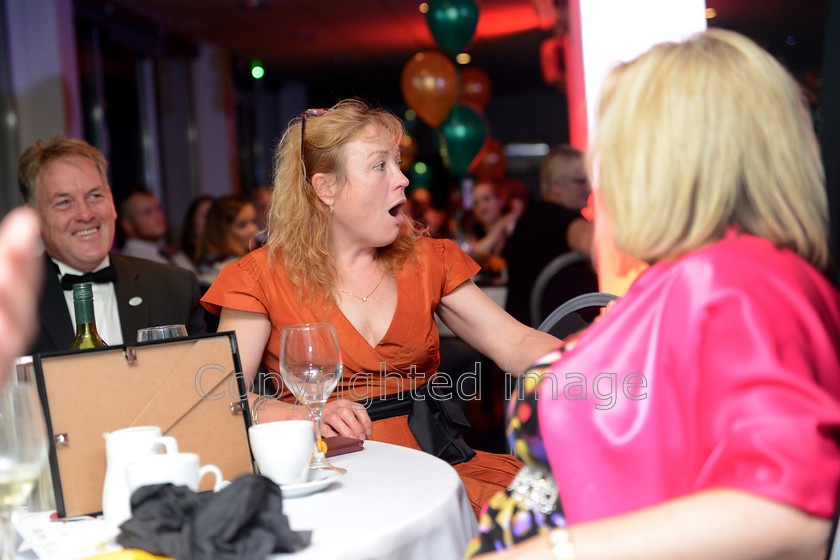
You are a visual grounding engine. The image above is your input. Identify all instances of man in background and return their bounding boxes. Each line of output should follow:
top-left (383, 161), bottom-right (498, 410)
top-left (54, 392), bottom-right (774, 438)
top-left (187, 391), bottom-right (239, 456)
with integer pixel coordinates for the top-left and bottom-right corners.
top-left (503, 144), bottom-right (595, 325)
top-left (118, 189), bottom-right (196, 272)
top-left (18, 136), bottom-right (206, 354)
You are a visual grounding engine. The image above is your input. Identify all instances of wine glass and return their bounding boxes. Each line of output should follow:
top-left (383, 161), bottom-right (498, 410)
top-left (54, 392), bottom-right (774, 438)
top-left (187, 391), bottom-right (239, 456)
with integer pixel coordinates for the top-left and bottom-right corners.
top-left (279, 323), bottom-right (346, 474)
top-left (0, 384), bottom-right (48, 560)
top-left (137, 324), bottom-right (188, 342)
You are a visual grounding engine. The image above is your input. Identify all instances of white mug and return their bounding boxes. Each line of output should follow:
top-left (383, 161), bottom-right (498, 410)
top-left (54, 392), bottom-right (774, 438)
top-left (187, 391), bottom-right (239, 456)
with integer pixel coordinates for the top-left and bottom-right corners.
top-left (102, 426), bottom-right (178, 526)
top-left (248, 420), bottom-right (313, 485)
top-left (125, 452), bottom-right (223, 494)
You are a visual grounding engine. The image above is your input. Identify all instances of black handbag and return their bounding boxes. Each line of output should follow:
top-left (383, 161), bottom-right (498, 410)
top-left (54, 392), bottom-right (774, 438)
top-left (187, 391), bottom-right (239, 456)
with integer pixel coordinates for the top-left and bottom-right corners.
top-left (366, 383), bottom-right (476, 465)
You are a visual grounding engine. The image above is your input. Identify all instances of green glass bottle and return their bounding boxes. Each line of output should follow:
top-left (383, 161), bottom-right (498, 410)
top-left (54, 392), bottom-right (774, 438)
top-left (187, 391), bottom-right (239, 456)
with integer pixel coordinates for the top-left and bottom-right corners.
top-left (69, 282), bottom-right (108, 350)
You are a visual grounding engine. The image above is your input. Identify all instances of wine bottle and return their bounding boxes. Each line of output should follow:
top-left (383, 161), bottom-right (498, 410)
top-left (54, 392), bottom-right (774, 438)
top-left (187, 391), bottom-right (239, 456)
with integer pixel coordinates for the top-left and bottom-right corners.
top-left (69, 282), bottom-right (108, 349)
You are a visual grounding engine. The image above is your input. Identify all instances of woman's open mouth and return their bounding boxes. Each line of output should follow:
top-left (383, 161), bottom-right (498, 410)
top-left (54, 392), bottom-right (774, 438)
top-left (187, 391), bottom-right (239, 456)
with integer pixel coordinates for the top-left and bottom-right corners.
top-left (388, 202), bottom-right (405, 218)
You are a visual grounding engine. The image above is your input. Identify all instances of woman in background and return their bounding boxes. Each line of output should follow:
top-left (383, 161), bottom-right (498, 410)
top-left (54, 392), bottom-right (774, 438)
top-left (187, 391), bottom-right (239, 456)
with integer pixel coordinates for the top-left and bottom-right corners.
top-left (196, 196), bottom-right (258, 288)
top-left (466, 180), bottom-right (523, 284)
top-left (180, 195), bottom-right (213, 265)
top-left (467, 29), bottom-right (840, 559)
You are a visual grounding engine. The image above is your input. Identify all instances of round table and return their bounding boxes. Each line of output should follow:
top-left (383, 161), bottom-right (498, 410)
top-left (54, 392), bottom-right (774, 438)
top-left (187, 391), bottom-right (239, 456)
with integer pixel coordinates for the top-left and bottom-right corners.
top-left (14, 441), bottom-right (478, 560)
top-left (277, 441), bottom-right (478, 560)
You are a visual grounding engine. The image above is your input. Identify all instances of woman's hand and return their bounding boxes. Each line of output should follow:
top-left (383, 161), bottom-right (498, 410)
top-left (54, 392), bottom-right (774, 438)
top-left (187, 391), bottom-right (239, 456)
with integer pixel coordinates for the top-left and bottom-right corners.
top-left (321, 399), bottom-right (373, 440)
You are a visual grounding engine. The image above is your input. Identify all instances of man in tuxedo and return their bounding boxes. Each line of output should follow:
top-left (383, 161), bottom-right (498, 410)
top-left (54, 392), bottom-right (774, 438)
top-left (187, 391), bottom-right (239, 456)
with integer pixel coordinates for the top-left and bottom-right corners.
top-left (18, 137), bottom-right (206, 354)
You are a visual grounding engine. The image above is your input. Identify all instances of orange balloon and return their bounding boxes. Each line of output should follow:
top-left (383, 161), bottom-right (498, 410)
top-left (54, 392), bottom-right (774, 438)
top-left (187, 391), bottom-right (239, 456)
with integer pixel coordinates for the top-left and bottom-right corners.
top-left (459, 66), bottom-right (491, 110)
top-left (401, 51), bottom-right (458, 128)
top-left (473, 137), bottom-right (506, 181)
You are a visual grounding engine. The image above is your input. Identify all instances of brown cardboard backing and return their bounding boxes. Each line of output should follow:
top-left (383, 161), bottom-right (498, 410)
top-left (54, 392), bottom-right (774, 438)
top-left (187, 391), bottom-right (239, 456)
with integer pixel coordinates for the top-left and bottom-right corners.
top-left (33, 332), bottom-right (254, 518)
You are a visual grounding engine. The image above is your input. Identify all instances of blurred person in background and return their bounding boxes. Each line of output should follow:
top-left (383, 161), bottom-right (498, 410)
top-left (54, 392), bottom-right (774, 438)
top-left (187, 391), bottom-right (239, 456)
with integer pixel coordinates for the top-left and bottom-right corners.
top-left (196, 195), bottom-right (259, 288)
top-left (465, 180), bottom-right (524, 284)
top-left (180, 195), bottom-right (213, 266)
top-left (503, 145), bottom-right (595, 324)
top-left (117, 189), bottom-right (196, 272)
top-left (250, 186), bottom-right (272, 231)
top-left (407, 186), bottom-right (449, 238)
top-left (250, 185), bottom-right (272, 246)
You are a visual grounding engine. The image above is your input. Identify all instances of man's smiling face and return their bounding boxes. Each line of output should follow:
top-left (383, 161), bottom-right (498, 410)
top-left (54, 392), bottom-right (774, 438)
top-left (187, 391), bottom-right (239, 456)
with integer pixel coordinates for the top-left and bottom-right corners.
top-left (35, 158), bottom-right (117, 272)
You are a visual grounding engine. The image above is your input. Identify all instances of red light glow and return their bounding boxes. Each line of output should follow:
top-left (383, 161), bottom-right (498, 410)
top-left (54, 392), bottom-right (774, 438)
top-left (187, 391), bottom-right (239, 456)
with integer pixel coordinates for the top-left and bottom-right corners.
top-left (475, 5), bottom-right (541, 38)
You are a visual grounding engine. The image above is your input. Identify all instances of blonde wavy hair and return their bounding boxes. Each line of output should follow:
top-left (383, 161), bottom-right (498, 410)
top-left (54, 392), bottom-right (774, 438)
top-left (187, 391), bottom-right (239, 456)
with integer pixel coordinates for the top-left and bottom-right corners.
top-left (267, 98), bottom-right (424, 303)
top-left (591, 29), bottom-right (829, 270)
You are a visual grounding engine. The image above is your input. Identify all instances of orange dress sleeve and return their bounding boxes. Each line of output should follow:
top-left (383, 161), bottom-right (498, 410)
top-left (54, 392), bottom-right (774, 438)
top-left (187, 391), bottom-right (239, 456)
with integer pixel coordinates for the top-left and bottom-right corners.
top-left (200, 246), bottom-right (273, 317)
top-left (433, 237), bottom-right (482, 295)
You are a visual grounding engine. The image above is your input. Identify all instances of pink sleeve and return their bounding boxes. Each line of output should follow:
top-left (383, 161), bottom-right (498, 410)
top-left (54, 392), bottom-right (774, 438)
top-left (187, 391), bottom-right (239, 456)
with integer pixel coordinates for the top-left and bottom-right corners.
top-left (692, 285), bottom-right (840, 517)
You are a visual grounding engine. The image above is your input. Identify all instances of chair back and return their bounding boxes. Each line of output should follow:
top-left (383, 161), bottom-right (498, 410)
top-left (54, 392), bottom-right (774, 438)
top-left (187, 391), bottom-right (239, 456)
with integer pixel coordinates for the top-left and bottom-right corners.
top-left (827, 487), bottom-right (840, 560)
top-left (529, 251), bottom-right (598, 327)
top-left (537, 292), bottom-right (617, 339)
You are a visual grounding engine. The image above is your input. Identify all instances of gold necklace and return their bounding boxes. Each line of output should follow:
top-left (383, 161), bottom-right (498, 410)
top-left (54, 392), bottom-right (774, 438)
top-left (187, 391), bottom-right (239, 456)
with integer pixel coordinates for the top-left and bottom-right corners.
top-left (337, 271), bottom-right (386, 303)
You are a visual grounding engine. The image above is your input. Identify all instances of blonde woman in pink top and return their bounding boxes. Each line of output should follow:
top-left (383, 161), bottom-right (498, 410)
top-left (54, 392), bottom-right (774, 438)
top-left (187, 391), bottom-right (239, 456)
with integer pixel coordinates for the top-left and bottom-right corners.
top-left (467, 29), bottom-right (840, 560)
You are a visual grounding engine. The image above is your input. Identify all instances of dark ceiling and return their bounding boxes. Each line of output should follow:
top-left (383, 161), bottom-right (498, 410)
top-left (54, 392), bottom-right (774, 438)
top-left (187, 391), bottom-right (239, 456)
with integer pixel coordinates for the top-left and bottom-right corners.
top-left (83, 0), bottom-right (833, 106)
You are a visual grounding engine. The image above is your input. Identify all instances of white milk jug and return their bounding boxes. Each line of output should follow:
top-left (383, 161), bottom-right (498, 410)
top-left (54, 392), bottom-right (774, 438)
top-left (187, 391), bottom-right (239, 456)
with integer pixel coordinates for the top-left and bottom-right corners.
top-left (102, 426), bottom-right (178, 526)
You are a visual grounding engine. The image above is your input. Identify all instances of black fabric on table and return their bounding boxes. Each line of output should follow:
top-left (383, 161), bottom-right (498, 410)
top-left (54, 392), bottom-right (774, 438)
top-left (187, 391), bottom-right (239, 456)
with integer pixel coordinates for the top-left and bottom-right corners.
top-left (117, 475), bottom-right (311, 560)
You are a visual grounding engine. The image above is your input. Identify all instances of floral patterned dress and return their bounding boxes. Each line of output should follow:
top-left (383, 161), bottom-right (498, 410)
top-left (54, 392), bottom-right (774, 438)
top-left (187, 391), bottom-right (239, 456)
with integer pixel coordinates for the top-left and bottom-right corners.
top-left (464, 344), bottom-right (572, 557)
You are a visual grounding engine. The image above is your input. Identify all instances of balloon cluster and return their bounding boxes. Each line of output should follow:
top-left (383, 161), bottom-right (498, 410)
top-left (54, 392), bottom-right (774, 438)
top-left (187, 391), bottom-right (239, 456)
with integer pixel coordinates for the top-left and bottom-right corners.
top-left (400, 0), bottom-right (499, 178)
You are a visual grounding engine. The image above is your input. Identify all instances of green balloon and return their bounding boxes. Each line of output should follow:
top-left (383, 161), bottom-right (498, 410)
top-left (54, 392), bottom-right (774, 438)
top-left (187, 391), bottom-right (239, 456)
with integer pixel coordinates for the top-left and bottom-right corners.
top-left (439, 103), bottom-right (487, 177)
top-left (426, 0), bottom-right (479, 59)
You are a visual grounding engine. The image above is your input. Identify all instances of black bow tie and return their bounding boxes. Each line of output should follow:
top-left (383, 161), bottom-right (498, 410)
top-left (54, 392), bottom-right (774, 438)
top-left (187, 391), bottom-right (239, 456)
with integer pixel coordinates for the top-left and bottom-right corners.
top-left (59, 265), bottom-right (118, 290)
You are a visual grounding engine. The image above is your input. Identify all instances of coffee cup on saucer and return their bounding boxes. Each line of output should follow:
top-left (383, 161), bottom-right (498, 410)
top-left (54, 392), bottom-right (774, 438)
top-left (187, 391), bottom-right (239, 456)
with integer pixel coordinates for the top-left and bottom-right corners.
top-left (248, 420), bottom-right (313, 485)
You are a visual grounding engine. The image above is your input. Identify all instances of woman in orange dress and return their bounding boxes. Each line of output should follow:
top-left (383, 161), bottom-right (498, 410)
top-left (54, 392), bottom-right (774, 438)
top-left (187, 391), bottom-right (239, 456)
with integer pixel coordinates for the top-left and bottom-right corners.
top-left (202, 99), bottom-right (559, 514)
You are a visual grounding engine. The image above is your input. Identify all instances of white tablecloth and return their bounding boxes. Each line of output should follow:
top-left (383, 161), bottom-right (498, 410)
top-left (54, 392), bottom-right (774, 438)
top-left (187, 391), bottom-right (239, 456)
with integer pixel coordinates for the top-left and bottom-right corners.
top-left (278, 441), bottom-right (478, 560)
top-left (16, 441), bottom-right (477, 560)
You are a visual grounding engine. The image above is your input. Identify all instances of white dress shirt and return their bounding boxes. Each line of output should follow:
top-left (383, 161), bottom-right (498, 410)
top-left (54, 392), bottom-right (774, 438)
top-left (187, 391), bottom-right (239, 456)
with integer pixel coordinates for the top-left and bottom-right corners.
top-left (121, 239), bottom-right (197, 272)
top-left (54, 257), bottom-right (124, 346)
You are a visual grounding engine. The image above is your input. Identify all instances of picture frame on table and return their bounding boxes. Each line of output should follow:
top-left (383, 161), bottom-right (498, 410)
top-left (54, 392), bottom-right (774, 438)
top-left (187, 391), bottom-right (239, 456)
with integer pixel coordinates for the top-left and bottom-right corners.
top-left (32, 331), bottom-right (255, 518)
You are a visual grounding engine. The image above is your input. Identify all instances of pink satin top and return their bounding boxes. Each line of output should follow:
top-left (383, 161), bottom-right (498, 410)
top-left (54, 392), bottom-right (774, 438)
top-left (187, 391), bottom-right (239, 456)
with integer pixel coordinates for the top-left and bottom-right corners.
top-left (538, 231), bottom-right (840, 522)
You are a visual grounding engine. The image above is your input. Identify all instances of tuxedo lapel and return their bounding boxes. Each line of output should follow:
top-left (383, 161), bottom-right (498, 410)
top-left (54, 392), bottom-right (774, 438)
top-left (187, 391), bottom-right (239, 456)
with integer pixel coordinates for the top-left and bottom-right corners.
top-left (112, 254), bottom-right (150, 343)
top-left (37, 255), bottom-right (74, 351)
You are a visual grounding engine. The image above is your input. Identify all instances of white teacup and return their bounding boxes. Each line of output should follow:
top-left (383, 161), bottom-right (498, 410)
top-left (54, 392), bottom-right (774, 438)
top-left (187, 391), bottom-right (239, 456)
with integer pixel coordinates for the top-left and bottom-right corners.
top-left (248, 420), bottom-right (313, 485)
top-left (125, 452), bottom-right (223, 494)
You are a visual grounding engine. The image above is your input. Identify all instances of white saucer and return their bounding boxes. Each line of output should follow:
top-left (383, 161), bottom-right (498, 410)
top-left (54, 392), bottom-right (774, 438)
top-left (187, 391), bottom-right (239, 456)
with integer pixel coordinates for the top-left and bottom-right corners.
top-left (280, 469), bottom-right (344, 498)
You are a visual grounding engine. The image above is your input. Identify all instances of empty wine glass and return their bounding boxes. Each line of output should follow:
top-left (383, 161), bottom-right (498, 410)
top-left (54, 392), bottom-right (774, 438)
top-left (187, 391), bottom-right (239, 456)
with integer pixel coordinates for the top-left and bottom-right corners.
top-left (279, 323), bottom-right (346, 473)
top-left (0, 384), bottom-right (48, 560)
top-left (137, 324), bottom-right (188, 342)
